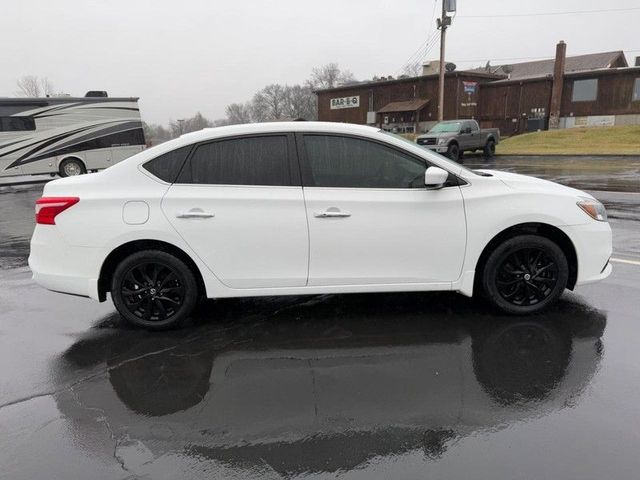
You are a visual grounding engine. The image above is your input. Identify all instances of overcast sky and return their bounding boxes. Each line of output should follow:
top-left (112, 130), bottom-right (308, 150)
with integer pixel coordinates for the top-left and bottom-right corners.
top-left (2, 0), bottom-right (638, 125)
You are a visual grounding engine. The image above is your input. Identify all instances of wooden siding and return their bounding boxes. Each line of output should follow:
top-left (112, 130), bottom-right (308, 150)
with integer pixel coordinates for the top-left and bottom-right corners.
top-left (561, 70), bottom-right (640, 116)
top-left (316, 73), bottom-right (493, 125)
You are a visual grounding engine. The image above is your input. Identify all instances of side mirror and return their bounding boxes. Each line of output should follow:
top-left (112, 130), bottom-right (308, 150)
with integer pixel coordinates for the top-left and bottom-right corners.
top-left (425, 167), bottom-right (449, 189)
top-left (462, 127), bottom-right (471, 134)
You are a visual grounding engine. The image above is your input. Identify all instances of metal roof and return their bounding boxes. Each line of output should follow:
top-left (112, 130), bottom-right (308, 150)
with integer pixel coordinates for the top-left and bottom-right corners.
top-left (377, 98), bottom-right (430, 113)
top-left (469, 51), bottom-right (627, 81)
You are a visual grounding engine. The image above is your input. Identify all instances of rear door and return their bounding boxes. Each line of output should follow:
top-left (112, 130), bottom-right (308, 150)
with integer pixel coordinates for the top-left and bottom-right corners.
top-left (162, 134), bottom-right (309, 289)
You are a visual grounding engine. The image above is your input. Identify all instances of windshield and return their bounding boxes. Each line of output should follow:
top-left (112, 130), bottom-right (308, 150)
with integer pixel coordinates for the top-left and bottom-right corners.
top-left (429, 122), bottom-right (461, 133)
top-left (379, 130), bottom-right (478, 177)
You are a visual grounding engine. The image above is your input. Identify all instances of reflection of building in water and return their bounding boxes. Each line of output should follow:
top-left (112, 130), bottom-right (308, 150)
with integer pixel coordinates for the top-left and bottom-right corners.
top-left (57, 295), bottom-right (605, 476)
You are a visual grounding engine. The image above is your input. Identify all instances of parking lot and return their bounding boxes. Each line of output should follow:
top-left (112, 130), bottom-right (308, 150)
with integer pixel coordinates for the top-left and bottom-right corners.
top-left (1, 156), bottom-right (639, 479)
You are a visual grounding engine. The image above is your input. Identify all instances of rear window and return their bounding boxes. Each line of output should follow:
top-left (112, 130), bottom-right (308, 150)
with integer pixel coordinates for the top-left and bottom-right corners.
top-left (0, 116), bottom-right (35, 132)
top-left (142, 146), bottom-right (192, 183)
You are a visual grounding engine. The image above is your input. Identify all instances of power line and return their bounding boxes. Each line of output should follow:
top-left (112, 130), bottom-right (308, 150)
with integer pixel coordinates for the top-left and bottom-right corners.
top-left (458, 6), bottom-right (640, 18)
top-left (395, 0), bottom-right (439, 76)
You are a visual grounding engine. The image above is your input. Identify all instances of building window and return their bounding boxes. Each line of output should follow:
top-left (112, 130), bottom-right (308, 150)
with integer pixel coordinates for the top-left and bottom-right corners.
top-left (572, 79), bottom-right (598, 102)
top-left (633, 78), bottom-right (640, 102)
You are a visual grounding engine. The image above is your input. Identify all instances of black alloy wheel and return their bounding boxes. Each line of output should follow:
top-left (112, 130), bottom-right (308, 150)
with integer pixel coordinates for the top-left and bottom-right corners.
top-left (111, 250), bottom-right (198, 329)
top-left (495, 248), bottom-right (558, 306)
top-left (481, 235), bottom-right (569, 315)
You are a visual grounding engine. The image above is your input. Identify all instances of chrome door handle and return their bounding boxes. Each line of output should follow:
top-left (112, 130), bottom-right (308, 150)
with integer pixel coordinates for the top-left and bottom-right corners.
top-left (176, 211), bottom-right (215, 219)
top-left (314, 210), bottom-right (351, 218)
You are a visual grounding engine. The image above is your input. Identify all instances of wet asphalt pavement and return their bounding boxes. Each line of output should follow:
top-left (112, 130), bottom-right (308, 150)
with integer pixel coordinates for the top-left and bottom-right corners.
top-left (1, 156), bottom-right (639, 479)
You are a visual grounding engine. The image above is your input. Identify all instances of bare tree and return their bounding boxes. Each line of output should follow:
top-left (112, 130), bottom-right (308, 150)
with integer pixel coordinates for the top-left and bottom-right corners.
top-left (169, 112), bottom-right (213, 137)
top-left (212, 118), bottom-right (231, 127)
top-left (401, 62), bottom-right (422, 78)
top-left (251, 84), bottom-right (288, 122)
top-left (16, 75), bottom-right (57, 97)
top-left (225, 102), bottom-right (253, 125)
top-left (283, 84), bottom-right (317, 120)
top-left (309, 63), bottom-right (356, 90)
top-left (16, 76), bottom-right (41, 97)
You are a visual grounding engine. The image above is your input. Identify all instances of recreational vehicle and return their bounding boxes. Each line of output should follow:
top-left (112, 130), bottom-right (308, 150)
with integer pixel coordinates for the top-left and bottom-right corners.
top-left (0, 93), bottom-right (145, 178)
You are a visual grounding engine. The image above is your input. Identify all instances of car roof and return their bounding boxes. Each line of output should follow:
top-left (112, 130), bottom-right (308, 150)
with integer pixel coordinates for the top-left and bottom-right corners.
top-left (177, 121), bottom-right (381, 144)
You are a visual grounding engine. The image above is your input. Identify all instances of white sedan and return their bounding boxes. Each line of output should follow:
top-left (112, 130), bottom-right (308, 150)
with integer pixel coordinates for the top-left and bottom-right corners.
top-left (29, 122), bottom-right (612, 329)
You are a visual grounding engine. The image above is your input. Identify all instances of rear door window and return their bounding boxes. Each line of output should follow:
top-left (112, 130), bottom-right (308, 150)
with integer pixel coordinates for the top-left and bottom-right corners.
top-left (177, 135), bottom-right (291, 186)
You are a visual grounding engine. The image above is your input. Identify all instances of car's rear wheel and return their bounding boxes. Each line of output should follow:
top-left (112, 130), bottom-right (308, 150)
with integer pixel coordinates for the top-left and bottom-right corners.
top-left (111, 250), bottom-right (198, 330)
top-left (483, 139), bottom-right (496, 159)
top-left (481, 235), bottom-right (568, 315)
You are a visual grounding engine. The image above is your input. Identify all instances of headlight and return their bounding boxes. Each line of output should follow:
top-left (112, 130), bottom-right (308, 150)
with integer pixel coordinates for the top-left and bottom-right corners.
top-left (577, 198), bottom-right (607, 221)
top-left (438, 138), bottom-right (447, 145)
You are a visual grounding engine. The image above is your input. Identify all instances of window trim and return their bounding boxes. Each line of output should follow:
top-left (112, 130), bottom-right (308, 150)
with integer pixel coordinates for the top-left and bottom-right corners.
top-left (295, 132), bottom-right (462, 190)
top-left (571, 78), bottom-right (598, 103)
top-left (173, 133), bottom-right (300, 187)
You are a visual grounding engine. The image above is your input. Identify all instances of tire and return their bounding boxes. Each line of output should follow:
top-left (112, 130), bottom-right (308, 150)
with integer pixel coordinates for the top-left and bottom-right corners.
top-left (481, 235), bottom-right (568, 315)
top-left (59, 157), bottom-right (86, 177)
top-left (446, 143), bottom-right (460, 163)
top-left (483, 139), bottom-right (496, 159)
top-left (111, 250), bottom-right (199, 330)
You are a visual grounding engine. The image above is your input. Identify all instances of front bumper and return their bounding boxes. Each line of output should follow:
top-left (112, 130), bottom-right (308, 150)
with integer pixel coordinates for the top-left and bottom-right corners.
top-left (29, 225), bottom-right (103, 300)
top-left (561, 221), bottom-right (613, 286)
top-left (417, 143), bottom-right (448, 153)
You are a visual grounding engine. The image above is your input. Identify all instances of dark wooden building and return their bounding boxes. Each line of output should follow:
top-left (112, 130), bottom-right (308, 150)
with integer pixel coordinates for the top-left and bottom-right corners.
top-left (317, 42), bottom-right (640, 135)
top-left (316, 71), bottom-right (501, 134)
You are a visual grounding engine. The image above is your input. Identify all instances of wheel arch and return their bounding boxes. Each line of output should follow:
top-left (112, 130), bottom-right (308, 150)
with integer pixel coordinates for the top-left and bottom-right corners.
top-left (472, 222), bottom-right (578, 296)
top-left (97, 239), bottom-right (206, 302)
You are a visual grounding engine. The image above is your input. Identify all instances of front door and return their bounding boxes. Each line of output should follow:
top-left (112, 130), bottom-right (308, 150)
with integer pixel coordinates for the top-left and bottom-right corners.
top-left (299, 134), bottom-right (466, 286)
top-left (162, 134), bottom-right (308, 289)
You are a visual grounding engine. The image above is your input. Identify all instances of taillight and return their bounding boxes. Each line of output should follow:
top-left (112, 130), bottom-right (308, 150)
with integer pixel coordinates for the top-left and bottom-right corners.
top-left (35, 197), bottom-right (79, 225)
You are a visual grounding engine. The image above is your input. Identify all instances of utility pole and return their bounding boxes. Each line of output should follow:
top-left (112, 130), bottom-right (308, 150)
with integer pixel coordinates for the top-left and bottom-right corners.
top-left (437, 0), bottom-right (455, 122)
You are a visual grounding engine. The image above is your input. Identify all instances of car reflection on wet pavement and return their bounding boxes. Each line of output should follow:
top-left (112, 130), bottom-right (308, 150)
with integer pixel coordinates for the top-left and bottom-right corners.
top-left (51, 295), bottom-right (605, 478)
top-left (1, 158), bottom-right (640, 479)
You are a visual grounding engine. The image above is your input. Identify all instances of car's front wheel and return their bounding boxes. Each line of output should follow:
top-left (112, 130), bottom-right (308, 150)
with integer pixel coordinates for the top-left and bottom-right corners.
top-left (111, 250), bottom-right (199, 330)
top-left (481, 235), bottom-right (568, 314)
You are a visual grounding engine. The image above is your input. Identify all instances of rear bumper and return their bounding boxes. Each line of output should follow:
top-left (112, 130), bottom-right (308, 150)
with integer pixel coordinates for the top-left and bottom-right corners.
top-left (561, 222), bottom-right (613, 286)
top-left (28, 225), bottom-right (103, 300)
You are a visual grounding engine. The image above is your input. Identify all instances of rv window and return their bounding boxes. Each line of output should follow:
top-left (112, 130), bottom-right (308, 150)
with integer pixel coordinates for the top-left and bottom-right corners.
top-left (0, 116), bottom-right (35, 132)
top-left (142, 145), bottom-right (192, 183)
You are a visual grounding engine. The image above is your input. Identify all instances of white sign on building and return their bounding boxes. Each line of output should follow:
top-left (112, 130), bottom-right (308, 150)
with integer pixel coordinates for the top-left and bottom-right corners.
top-left (330, 96), bottom-right (360, 109)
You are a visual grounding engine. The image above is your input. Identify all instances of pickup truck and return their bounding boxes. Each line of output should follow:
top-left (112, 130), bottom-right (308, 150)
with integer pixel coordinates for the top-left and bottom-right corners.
top-left (416, 119), bottom-right (500, 162)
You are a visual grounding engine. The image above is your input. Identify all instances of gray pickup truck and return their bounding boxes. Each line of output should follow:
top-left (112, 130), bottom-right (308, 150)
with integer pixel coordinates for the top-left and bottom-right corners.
top-left (416, 119), bottom-right (500, 162)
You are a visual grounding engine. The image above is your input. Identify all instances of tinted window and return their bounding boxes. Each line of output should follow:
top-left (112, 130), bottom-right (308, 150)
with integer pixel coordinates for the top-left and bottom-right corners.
top-left (572, 79), bottom-right (598, 102)
top-left (143, 146), bottom-right (192, 183)
top-left (633, 78), bottom-right (640, 102)
top-left (0, 116), bottom-right (35, 132)
top-left (178, 136), bottom-right (289, 186)
top-left (303, 135), bottom-right (426, 188)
